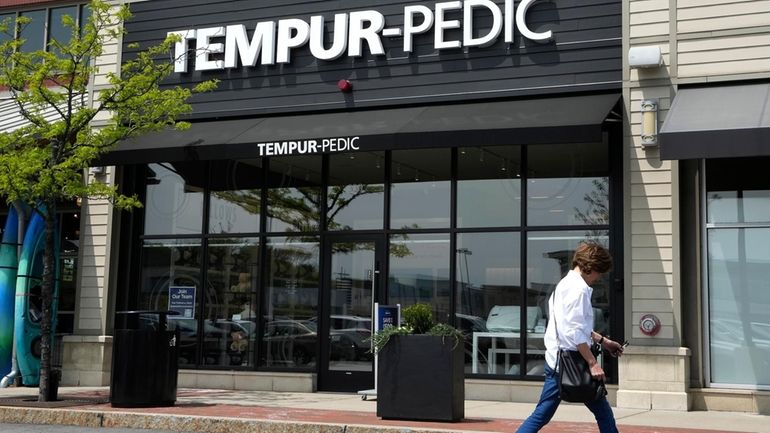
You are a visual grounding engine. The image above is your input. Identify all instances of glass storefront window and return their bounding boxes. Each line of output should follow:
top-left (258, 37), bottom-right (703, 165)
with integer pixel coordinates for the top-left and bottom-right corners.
top-left (130, 141), bottom-right (618, 383)
top-left (391, 149), bottom-right (451, 229)
top-left (389, 233), bottom-right (451, 323)
top-left (706, 157), bottom-right (770, 388)
top-left (457, 146), bottom-right (521, 228)
top-left (139, 239), bottom-right (202, 367)
top-left (528, 143), bottom-right (609, 227)
top-left (455, 232), bottom-right (520, 375)
top-left (19, 10), bottom-right (45, 53)
top-left (327, 152), bottom-right (384, 230)
top-left (266, 156), bottom-right (322, 233)
top-left (57, 210), bottom-right (80, 334)
top-left (209, 159), bottom-right (262, 234)
top-left (144, 163), bottom-right (204, 235)
top-left (48, 6), bottom-right (78, 56)
top-left (0, 14), bottom-right (16, 44)
top-left (707, 158), bottom-right (770, 224)
top-left (205, 238), bottom-right (259, 367)
top-left (527, 231), bottom-right (610, 374)
top-left (708, 228), bottom-right (770, 386)
top-left (261, 237), bottom-right (320, 368)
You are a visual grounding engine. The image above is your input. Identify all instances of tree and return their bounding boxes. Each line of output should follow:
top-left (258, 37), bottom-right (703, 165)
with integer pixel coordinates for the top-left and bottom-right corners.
top-left (0, 0), bottom-right (216, 401)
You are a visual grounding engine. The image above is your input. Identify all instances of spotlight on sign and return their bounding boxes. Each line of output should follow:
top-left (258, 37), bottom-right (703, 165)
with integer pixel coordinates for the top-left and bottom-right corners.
top-left (338, 79), bottom-right (353, 93)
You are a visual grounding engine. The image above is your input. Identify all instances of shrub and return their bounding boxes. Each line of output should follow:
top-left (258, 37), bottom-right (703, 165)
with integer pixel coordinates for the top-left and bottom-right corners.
top-left (369, 303), bottom-right (464, 353)
top-left (402, 303), bottom-right (434, 334)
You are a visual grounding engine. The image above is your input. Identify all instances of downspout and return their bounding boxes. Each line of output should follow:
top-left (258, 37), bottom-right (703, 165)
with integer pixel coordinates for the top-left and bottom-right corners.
top-left (1, 201), bottom-right (28, 388)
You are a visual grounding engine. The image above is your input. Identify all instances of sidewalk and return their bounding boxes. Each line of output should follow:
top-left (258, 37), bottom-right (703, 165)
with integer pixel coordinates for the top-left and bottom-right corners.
top-left (0, 386), bottom-right (768, 433)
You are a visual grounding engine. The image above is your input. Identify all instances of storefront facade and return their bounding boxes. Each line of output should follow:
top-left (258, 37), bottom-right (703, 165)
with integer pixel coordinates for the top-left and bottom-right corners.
top-left (623, 0), bottom-right (770, 413)
top-left (17, 0), bottom-right (761, 413)
top-left (89, 0), bottom-right (626, 397)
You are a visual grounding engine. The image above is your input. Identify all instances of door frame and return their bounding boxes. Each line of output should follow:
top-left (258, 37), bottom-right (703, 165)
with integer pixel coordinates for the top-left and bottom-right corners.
top-left (317, 233), bottom-right (387, 392)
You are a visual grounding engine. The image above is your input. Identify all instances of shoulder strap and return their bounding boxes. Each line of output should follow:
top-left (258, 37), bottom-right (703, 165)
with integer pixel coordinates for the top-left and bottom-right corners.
top-left (549, 290), bottom-right (561, 346)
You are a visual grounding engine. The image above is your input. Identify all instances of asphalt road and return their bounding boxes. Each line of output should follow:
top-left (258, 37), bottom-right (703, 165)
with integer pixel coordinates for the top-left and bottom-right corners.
top-left (0, 424), bottom-right (179, 433)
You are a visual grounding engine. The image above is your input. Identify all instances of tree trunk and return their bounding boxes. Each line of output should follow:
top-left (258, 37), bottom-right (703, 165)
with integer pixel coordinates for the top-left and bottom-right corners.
top-left (38, 203), bottom-right (56, 402)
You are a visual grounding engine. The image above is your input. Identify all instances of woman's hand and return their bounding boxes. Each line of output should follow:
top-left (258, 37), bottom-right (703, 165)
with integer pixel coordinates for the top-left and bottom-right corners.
top-left (603, 338), bottom-right (624, 357)
top-left (589, 361), bottom-right (605, 382)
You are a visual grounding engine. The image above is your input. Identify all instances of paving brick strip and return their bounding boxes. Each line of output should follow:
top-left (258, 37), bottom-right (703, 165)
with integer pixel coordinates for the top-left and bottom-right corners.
top-left (0, 401), bottom-right (752, 433)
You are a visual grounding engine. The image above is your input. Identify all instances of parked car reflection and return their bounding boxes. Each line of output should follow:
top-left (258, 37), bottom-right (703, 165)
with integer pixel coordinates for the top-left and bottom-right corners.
top-left (166, 317), bottom-right (252, 366)
top-left (262, 319), bottom-right (318, 366)
top-left (307, 315), bottom-right (373, 362)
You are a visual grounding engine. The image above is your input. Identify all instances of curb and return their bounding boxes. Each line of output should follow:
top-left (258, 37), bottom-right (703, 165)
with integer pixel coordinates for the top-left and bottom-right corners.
top-left (0, 406), bottom-right (480, 433)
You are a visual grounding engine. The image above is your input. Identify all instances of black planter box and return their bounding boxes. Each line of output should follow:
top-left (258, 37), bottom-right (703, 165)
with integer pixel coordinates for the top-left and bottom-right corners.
top-left (376, 334), bottom-right (464, 422)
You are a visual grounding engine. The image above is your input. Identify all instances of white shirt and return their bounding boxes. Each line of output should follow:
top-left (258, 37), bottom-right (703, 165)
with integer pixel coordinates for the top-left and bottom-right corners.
top-left (544, 270), bottom-right (595, 369)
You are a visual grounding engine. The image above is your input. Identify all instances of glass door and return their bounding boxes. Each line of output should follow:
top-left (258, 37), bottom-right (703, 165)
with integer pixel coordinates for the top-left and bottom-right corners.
top-left (318, 235), bottom-right (384, 392)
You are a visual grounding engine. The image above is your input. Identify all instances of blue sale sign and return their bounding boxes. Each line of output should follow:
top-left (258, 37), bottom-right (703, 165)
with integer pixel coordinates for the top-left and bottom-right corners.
top-left (377, 304), bottom-right (400, 332)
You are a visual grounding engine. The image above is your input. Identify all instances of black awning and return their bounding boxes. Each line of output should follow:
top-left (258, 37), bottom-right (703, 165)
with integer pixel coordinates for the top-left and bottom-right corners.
top-left (660, 83), bottom-right (770, 160)
top-left (102, 93), bottom-right (620, 165)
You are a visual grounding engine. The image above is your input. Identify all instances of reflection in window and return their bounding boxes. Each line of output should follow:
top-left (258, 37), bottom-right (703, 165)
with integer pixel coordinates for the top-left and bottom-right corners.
top-left (206, 238), bottom-right (259, 367)
top-left (261, 237), bottom-right (320, 368)
top-left (457, 146), bottom-right (521, 228)
top-left (209, 160), bottom-right (262, 234)
top-left (389, 233), bottom-right (450, 323)
top-left (528, 143), bottom-right (609, 227)
top-left (57, 210), bottom-right (80, 334)
top-left (706, 157), bottom-right (770, 387)
top-left (391, 149), bottom-right (451, 229)
top-left (526, 231), bottom-right (610, 373)
top-left (708, 228), bottom-right (770, 386)
top-left (706, 158), bottom-right (770, 224)
top-left (328, 239), bottom-right (375, 371)
top-left (139, 239), bottom-right (202, 367)
top-left (144, 163), bottom-right (204, 235)
top-left (327, 152), bottom-right (384, 230)
top-left (19, 10), bottom-right (45, 53)
top-left (48, 6), bottom-right (78, 56)
top-left (267, 156), bottom-right (322, 233)
top-left (456, 232), bottom-right (520, 375)
top-left (0, 14), bottom-right (16, 44)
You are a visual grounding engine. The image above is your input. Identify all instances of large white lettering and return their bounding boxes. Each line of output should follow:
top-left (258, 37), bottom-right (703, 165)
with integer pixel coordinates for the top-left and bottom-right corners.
top-left (170, 29), bottom-right (196, 73)
top-left (516, 0), bottom-right (553, 42)
top-left (434, 1), bottom-right (462, 50)
top-left (348, 11), bottom-right (386, 57)
top-left (310, 14), bottom-right (348, 61)
top-left (403, 5), bottom-right (433, 54)
top-left (464, 0), bottom-right (502, 48)
top-left (224, 22), bottom-right (276, 68)
top-left (195, 27), bottom-right (225, 71)
top-left (170, 0), bottom-right (555, 72)
top-left (277, 19), bottom-right (311, 64)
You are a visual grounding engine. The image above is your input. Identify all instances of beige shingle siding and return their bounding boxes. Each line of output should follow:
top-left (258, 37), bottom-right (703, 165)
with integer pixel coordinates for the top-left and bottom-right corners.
top-left (627, 0), bottom-right (770, 348)
top-left (76, 3), bottom-right (124, 333)
top-left (628, 0), bottom-right (677, 344)
top-left (677, 1), bottom-right (770, 80)
top-left (678, 1), bottom-right (770, 33)
top-left (78, 190), bottom-right (113, 333)
top-left (630, 0), bottom-right (670, 39)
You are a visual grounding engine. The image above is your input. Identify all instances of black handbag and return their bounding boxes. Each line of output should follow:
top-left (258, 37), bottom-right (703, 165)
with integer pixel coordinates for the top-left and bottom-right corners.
top-left (551, 294), bottom-right (608, 403)
top-left (557, 347), bottom-right (607, 403)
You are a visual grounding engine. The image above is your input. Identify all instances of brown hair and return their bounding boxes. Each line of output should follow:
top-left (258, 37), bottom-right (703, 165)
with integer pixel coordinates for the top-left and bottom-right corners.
top-left (571, 242), bottom-right (613, 274)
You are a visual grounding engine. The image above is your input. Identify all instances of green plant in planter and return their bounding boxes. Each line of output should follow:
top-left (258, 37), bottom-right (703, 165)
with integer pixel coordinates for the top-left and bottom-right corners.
top-left (370, 303), bottom-right (465, 353)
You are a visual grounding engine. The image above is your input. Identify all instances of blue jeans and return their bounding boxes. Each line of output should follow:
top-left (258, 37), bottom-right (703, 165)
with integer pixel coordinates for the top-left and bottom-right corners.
top-left (516, 364), bottom-right (619, 433)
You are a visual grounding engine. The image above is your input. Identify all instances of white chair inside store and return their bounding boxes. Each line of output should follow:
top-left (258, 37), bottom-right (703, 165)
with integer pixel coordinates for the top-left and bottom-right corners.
top-left (486, 305), bottom-right (543, 332)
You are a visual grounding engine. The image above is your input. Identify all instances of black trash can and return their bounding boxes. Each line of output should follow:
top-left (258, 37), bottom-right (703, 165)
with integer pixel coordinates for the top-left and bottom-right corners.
top-left (110, 310), bottom-right (180, 407)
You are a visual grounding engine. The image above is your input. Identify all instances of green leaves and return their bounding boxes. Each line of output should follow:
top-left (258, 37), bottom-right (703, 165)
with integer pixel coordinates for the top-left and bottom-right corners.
top-left (0, 0), bottom-right (217, 212)
top-left (403, 303), bottom-right (435, 334)
top-left (368, 304), bottom-right (465, 353)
